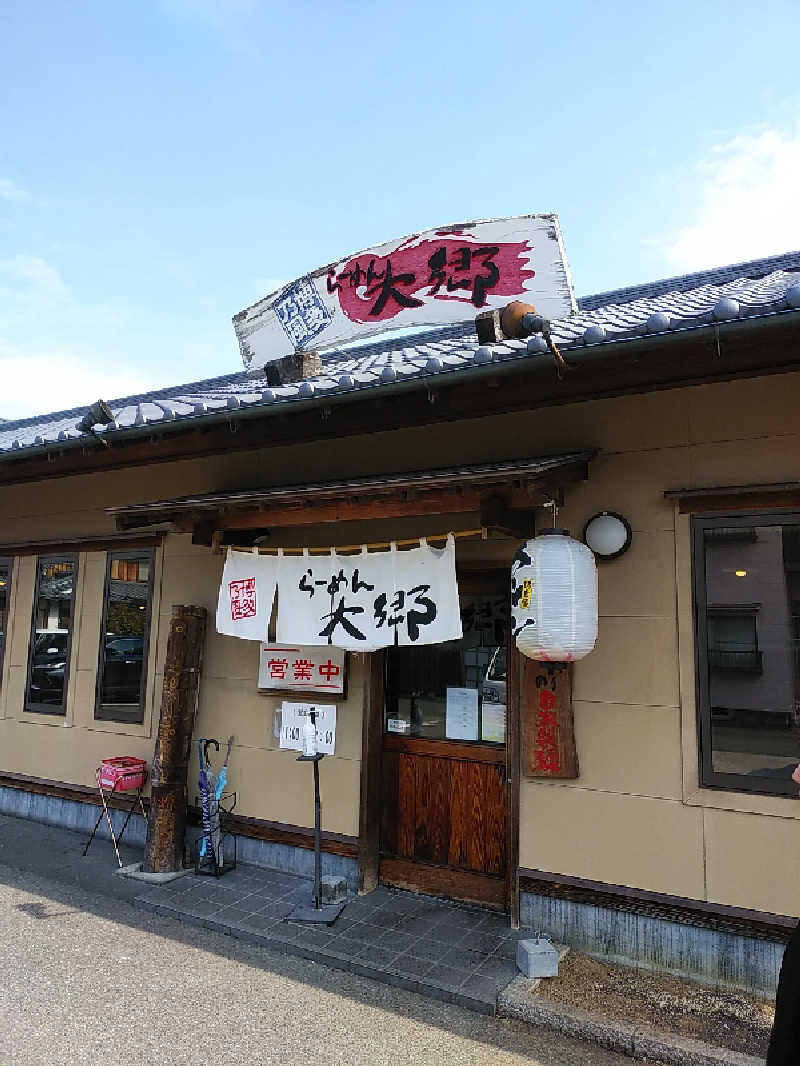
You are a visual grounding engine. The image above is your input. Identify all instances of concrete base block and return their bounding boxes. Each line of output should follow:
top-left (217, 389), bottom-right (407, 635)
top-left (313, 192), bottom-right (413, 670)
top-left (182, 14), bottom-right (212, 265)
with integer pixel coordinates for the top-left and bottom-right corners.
top-left (115, 862), bottom-right (193, 884)
top-left (286, 902), bottom-right (346, 925)
top-left (517, 937), bottom-right (559, 978)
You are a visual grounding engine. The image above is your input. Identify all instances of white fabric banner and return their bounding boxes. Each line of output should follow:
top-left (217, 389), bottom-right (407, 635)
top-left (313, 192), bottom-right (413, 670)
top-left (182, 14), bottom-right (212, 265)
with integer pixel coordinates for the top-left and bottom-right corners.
top-left (277, 548), bottom-right (385, 651)
top-left (275, 536), bottom-right (462, 650)
top-left (391, 535), bottom-right (462, 647)
top-left (215, 548), bottom-right (278, 641)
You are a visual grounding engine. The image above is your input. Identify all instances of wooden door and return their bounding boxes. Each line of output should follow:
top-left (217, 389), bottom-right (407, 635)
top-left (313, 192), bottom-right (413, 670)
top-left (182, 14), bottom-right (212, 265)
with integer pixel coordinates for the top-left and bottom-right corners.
top-left (378, 575), bottom-right (510, 907)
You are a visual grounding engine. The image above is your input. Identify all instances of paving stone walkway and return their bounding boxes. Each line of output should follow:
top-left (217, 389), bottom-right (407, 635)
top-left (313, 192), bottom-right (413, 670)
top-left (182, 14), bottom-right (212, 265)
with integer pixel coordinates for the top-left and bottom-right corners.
top-left (134, 863), bottom-right (522, 1013)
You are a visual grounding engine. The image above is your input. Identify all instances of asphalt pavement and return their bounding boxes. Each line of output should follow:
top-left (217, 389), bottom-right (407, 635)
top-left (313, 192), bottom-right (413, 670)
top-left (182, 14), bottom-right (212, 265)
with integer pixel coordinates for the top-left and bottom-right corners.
top-left (0, 813), bottom-right (635, 1066)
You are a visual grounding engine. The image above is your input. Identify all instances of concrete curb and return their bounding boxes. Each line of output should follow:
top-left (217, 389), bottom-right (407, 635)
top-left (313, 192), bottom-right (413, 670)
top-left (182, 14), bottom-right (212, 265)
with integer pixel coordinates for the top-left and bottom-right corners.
top-left (497, 976), bottom-right (765, 1066)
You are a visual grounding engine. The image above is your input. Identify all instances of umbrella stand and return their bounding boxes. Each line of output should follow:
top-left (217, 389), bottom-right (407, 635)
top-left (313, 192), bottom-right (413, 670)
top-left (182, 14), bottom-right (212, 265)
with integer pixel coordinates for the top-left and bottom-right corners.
top-left (194, 737), bottom-right (237, 878)
top-left (286, 752), bottom-right (345, 925)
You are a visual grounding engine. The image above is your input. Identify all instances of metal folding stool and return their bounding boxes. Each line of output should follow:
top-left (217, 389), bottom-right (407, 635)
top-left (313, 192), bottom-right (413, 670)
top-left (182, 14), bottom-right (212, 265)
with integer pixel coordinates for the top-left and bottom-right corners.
top-left (83, 757), bottom-right (147, 867)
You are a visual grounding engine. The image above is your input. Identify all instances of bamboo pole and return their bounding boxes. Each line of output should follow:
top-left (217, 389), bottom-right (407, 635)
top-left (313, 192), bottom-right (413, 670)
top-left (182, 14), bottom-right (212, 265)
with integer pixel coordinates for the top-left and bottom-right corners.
top-left (219, 527), bottom-right (488, 556)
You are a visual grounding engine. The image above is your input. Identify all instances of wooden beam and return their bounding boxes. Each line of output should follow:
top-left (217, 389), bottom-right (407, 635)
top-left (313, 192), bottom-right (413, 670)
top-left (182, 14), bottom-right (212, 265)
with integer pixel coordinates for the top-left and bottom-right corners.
top-left (381, 733), bottom-right (506, 764)
top-left (380, 857), bottom-right (506, 908)
top-left (215, 491), bottom-right (484, 530)
top-left (0, 532), bottom-right (163, 556)
top-left (666, 482), bottom-right (800, 514)
top-left (203, 485), bottom-right (560, 534)
top-left (191, 517), bottom-right (216, 547)
top-left (480, 494), bottom-right (537, 539)
top-left (186, 808), bottom-right (358, 859)
top-left (109, 458), bottom-right (590, 530)
top-left (0, 768), bottom-right (358, 859)
top-left (518, 867), bottom-right (795, 943)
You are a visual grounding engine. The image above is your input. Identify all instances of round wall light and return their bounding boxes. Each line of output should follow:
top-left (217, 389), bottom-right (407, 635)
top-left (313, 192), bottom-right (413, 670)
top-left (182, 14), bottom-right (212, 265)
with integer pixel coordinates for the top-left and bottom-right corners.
top-left (582, 511), bottom-right (632, 561)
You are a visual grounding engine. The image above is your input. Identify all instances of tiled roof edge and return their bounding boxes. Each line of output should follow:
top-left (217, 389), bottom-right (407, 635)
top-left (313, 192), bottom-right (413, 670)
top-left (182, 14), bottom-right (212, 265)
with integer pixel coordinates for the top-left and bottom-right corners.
top-left (579, 250), bottom-right (800, 310)
top-left (0, 369), bottom-right (251, 432)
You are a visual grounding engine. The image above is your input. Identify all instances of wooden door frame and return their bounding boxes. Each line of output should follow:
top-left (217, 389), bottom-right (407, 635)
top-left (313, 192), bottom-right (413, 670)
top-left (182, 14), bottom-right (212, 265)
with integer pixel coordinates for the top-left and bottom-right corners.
top-left (356, 642), bottom-right (521, 919)
top-left (357, 649), bottom-right (385, 894)
top-left (506, 631), bottom-right (521, 927)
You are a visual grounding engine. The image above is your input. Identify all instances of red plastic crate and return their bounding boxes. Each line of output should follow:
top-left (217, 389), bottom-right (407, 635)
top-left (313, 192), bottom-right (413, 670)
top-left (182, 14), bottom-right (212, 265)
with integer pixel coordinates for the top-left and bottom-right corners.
top-left (97, 756), bottom-right (147, 792)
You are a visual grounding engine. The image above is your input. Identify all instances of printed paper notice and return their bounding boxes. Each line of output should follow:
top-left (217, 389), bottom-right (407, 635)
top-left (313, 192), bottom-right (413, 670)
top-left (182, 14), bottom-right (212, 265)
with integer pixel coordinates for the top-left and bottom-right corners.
top-left (446, 687), bottom-right (479, 741)
top-left (482, 704), bottom-right (506, 744)
top-left (279, 702), bottom-right (336, 755)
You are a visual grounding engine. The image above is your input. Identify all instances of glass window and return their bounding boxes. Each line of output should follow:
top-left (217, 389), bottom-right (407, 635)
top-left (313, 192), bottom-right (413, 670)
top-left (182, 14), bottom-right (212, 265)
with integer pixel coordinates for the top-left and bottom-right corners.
top-left (96, 551), bottom-right (154, 723)
top-left (694, 516), bottom-right (800, 795)
top-left (26, 555), bottom-right (78, 715)
top-left (0, 558), bottom-right (11, 682)
top-left (384, 581), bottom-right (508, 744)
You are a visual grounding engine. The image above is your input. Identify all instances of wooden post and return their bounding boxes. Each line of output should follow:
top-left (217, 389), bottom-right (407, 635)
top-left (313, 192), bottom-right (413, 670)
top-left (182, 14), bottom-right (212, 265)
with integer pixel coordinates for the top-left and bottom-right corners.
top-left (506, 638), bottom-right (522, 928)
top-left (143, 605), bottom-right (207, 873)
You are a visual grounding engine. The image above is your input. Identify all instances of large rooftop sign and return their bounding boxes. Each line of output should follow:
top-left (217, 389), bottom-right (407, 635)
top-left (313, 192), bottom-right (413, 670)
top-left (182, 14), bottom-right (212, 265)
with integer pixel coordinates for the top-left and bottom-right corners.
top-left (233, 214), bottom-right (576, 368)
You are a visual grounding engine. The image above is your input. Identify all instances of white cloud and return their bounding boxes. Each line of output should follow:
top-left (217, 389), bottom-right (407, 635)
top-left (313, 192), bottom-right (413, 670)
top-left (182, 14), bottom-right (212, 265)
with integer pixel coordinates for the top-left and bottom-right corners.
top-left (666, 129), bottom-right (800, 272)
top-left (0, 179), bottom-right (28, 203)
top-left (0, 255), bottom-right (67, 300)
top-left (0, 343), bottom-right (156, 421)
top-left (0, 255), bottom-right (127, 337)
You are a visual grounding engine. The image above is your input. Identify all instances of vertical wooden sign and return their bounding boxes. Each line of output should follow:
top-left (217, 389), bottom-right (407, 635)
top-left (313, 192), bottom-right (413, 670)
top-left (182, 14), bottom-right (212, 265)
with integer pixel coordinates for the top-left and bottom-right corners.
top-left (521, 660), bottom-right (579, 779)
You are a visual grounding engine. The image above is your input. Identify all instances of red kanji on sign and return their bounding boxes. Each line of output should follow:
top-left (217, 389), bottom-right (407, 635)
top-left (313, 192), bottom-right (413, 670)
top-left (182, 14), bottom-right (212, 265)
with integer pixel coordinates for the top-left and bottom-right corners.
top-left (292, 659), bottom-right (314, 681)
top-left (229, 577), bottom-right (257, 620)
top-left (319, 659), bottom-right (341, 682)
top-left (534, 685), bottom-right (562, 774)
top-left (535, 749), bottom-right (562, 773)
top-left (268, 657), bottom-right (288, 680)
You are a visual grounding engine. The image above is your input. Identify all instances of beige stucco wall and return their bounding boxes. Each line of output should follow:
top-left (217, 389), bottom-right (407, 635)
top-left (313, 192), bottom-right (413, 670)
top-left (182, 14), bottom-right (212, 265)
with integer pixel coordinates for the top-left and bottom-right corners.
top-left (517, 373), bottom-right (800, 917)
top-left (3, 369), bottom-right (800, 911)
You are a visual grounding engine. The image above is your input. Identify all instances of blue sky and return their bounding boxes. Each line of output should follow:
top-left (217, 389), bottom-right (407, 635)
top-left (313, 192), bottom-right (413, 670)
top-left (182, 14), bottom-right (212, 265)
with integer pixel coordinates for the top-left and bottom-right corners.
top-left (2, 0), bottom-right (800, 418)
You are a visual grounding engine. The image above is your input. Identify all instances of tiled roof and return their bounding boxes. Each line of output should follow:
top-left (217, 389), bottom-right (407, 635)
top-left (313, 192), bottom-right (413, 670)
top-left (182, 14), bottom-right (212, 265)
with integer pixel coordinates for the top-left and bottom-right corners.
top-left (4, 251), bottom-right (800, 459)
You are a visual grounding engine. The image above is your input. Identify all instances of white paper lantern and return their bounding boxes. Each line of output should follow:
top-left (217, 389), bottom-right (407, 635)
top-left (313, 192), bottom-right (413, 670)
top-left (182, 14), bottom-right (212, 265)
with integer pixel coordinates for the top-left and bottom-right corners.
top-left (511, 529), bottom-right (598, 662)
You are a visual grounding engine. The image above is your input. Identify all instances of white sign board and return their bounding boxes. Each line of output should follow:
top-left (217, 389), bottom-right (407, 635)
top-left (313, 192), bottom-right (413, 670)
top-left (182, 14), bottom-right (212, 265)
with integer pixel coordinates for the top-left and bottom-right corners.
top-left (258, 643), bottom-right (346, 694)
top-left (279, 702), bottom-right (336, 755)
top-left (446, 687), bottom-right (480, 741)
top-left (234, 215), bottom-right (576, 368)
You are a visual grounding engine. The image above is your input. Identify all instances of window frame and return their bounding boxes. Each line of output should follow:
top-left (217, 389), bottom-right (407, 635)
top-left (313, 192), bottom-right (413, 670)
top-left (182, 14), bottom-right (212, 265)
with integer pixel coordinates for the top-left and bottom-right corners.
top-left (25, 553), bottom-right (79, 717)
top-left (692, 511), bottom-right (800, 796)
top-left (0, 556), bottom-right (12, 684)
top-left (94, 549), bottom-right (155, 724)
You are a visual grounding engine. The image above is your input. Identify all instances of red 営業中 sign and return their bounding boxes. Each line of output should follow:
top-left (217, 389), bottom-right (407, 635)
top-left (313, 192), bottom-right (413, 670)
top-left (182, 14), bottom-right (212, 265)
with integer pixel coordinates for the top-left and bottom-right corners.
top-left (258, 644), bottom-right (346, 695)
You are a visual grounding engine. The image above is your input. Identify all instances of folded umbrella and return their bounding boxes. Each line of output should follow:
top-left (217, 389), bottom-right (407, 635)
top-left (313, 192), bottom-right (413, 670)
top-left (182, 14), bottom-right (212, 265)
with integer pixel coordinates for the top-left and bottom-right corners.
top-left (213, 736), bottom-right (234, 868)
top-left (197, 738), bottom-right (215, 864)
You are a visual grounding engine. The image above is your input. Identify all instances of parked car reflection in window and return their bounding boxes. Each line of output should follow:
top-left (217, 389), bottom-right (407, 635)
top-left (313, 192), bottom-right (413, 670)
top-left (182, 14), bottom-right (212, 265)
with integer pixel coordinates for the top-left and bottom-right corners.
top-left (96, 552), bottom-right (154, 723)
